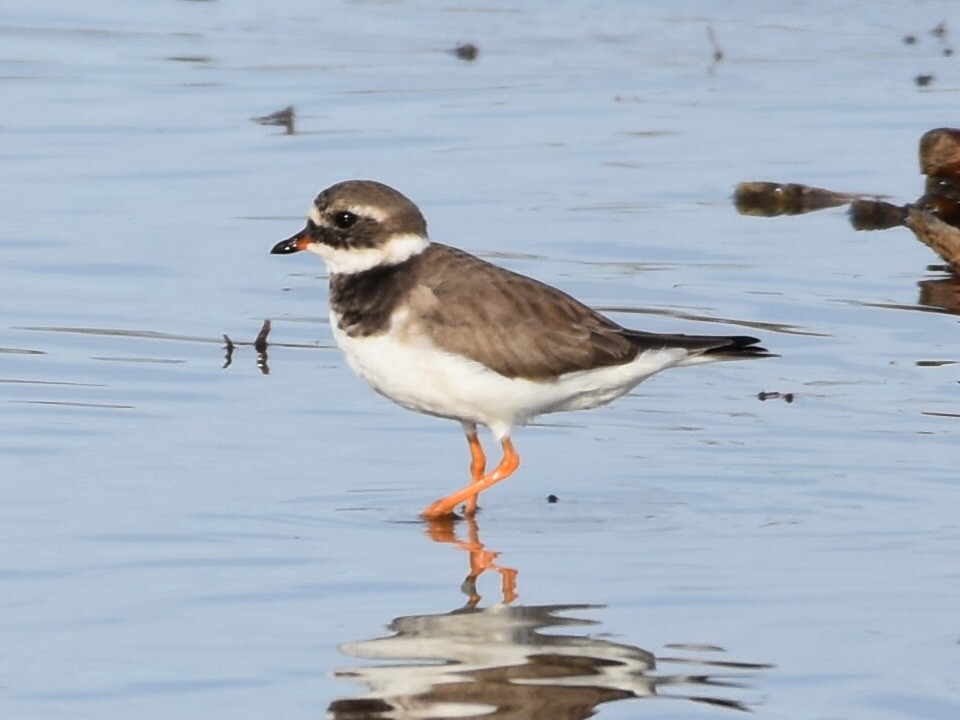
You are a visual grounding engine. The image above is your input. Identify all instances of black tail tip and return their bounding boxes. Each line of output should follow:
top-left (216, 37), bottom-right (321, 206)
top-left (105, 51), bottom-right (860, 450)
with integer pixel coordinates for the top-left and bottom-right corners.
top-left (721, 336), bottom-right (776, 358)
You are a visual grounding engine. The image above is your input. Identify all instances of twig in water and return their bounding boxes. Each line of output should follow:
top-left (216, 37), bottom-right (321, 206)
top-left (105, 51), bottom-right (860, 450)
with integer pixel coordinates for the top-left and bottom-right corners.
top-left (222, 334), bottom-right (234, 369)
top-left (707, 25), bottom-right (723, 63)
top-left (255, 320), bottom-right (271, 375)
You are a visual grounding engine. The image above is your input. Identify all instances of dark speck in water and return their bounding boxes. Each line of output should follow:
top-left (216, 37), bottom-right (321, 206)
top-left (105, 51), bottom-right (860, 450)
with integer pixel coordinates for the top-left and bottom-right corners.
top-left (547, 494), bottom-right (558, 504)
top-left (915, 74), bottom-right (934, 87)
top-left (453, 43), bottom-right (479, 62)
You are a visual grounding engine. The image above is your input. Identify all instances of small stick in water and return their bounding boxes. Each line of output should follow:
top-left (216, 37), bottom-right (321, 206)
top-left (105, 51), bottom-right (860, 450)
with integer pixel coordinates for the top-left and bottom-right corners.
top-left (222, 334), bottom-right (234, 369)
top-left (254, 320), bottom-right (271, 353)
top-left (255, 320), bottom-right (271, 375)
top-left (707, 26), bottom-right (723, 62)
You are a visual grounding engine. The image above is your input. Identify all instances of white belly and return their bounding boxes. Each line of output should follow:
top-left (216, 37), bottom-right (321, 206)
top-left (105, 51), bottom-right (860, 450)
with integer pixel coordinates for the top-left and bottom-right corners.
top-left (330, 310), bottom-right (688, 440)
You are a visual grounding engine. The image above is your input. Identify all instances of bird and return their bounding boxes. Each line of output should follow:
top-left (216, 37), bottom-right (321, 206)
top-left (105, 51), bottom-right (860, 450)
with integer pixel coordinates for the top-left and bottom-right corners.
top-left (271, 180), bottom-right (772, 520)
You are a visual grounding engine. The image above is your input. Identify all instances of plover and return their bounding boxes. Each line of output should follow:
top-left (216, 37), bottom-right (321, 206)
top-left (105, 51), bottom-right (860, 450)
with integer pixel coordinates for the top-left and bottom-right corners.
top-left (271, 180), bottom-right (771, 519)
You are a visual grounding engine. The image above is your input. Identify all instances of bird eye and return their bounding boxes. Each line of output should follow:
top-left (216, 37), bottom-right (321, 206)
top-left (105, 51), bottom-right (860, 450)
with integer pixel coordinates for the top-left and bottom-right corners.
top-left (333, 210), bottom-right (358, 229)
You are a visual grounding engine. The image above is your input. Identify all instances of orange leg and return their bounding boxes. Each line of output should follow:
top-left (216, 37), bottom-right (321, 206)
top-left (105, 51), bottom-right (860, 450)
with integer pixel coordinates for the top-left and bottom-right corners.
top-left (420, 437), bottom-right (520, 520)
top-left (463, 430), bottom-right (487, 516)
top-left (467, 430), bottom-right (487, 479)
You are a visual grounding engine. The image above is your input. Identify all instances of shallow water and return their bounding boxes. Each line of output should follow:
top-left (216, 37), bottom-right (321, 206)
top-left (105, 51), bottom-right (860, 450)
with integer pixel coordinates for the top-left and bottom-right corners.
top-left (2, 1), bottom-right (959, 718)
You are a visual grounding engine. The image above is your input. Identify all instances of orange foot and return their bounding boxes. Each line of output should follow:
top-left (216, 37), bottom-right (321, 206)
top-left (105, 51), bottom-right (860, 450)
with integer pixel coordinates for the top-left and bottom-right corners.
top-left (421, 437), bottom-right (519, 520)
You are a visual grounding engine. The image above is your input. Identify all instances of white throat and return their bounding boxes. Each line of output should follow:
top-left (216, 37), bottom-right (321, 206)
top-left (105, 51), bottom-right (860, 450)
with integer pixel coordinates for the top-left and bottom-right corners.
top-left (307, 232), bottom-right (430, 275)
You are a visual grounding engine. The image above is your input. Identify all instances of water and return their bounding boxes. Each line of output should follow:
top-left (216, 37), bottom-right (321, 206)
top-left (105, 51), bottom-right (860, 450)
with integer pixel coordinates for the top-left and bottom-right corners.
top-left (2, 1), bottom-right (958, 718)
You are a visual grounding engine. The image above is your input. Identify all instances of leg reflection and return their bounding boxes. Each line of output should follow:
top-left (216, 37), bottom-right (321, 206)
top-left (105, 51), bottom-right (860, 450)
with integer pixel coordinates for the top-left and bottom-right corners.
top-left (424, 515), bottom-right (518, 607)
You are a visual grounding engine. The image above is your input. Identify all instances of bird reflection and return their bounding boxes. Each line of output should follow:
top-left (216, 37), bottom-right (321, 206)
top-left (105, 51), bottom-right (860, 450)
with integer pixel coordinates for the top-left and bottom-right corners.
top-left (329, 517), bottom-right (771, 718)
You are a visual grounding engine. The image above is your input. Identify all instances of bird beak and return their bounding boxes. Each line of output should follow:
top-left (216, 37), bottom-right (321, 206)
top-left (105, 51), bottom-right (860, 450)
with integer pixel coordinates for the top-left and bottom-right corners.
top-left (271, 227), bottom-right (311, 254)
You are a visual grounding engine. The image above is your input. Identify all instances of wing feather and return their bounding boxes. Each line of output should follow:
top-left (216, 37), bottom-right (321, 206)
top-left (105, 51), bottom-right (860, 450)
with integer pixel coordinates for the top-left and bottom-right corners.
top-left (410, 245), bottom-right (638, 379)
top-left (401, 245), bottom-right (770, 380)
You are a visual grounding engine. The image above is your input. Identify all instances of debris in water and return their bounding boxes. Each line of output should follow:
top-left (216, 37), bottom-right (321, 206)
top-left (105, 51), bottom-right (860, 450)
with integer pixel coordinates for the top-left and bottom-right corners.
top-left (222, 334), bottom-right (234, 369)
top-left (252, 106), bottom-right (296, 135)
top-left (734, 182), bottom-right (858, 216)
top-left (255, 319), bottom-right (271, 375)
top-left (736, 128), bottom-right (960, 275)
top-left (904, 208), bottom-right (960, 275)
top-left (849, 199), bottom-right (907, 230)
top-left (757, 391), bottom-right (795, 403)
top-left (453, 43), bottom-right (479, 62)
top-left (919, 128), bottom-right (960, 177)
top-left (706, 25), bottom-right (723, 63)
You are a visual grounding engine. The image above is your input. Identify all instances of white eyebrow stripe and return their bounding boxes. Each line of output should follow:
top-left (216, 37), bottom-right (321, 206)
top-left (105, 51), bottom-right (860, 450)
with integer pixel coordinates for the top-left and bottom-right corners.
top-left (308, 203), bottom-right (389, 226)
top-left (345, 204), bottom-right (389, 222)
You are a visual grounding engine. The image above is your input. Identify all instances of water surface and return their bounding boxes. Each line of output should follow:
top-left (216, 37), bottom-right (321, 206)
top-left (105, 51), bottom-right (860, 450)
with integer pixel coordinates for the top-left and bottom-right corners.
top-left (1, 1), bottom-right (958, 718)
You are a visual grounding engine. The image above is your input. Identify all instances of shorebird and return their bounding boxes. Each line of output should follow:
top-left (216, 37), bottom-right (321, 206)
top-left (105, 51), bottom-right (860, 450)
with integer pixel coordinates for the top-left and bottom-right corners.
top-left (271, 180), bottom-right (771, 519)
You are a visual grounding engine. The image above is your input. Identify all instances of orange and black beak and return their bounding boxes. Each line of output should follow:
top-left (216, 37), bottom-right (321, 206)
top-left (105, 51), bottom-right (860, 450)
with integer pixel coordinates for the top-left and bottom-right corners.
top-left (270, 227), bottom-right (311, 255)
